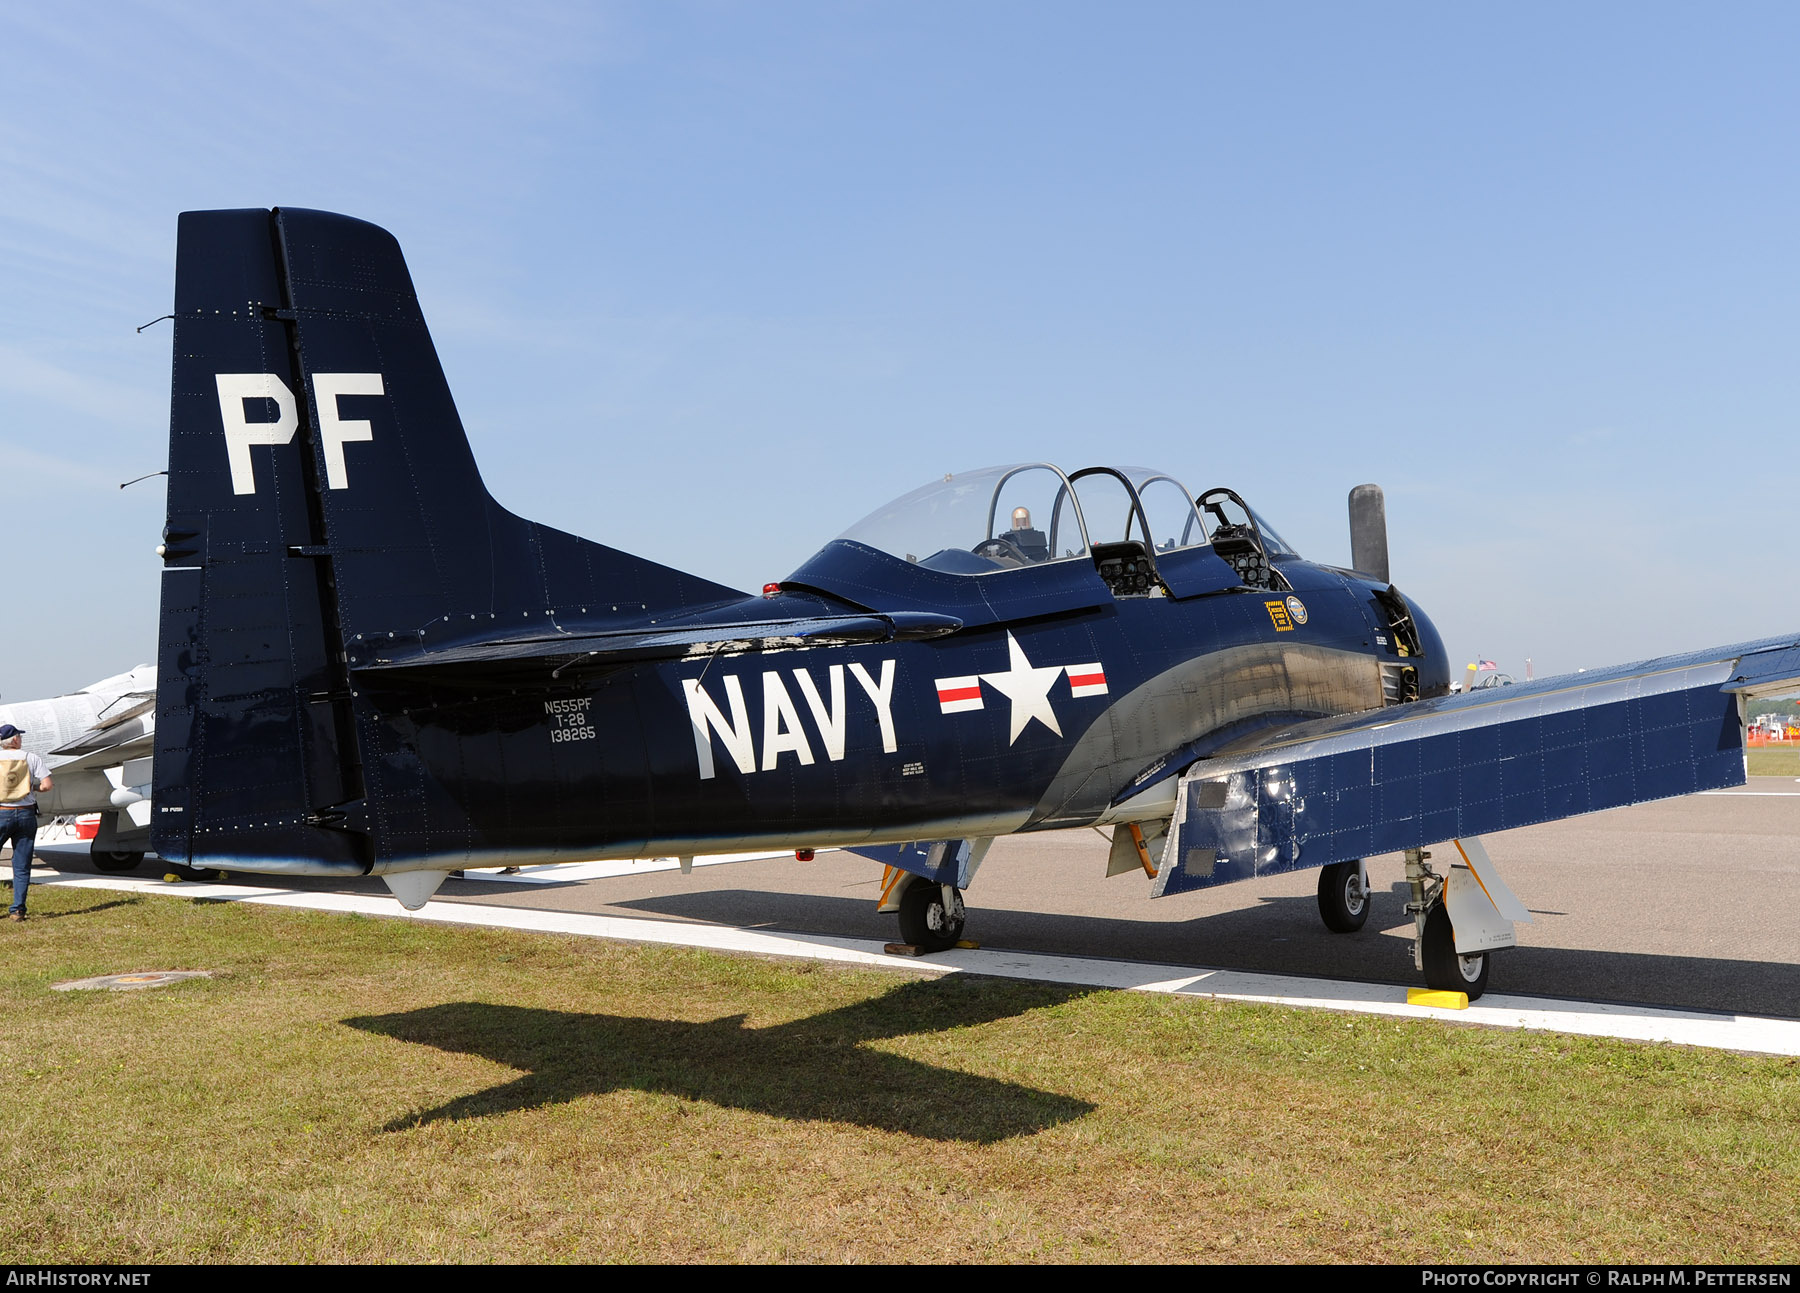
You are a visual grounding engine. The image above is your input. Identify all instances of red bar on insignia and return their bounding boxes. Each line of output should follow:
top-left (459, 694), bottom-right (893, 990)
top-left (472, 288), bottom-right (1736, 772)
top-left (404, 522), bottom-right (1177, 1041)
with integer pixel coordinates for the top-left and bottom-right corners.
top-left (1067, 664), bottom-right (1107, 697)
top-left (936, 676), bottom-right (984, 713)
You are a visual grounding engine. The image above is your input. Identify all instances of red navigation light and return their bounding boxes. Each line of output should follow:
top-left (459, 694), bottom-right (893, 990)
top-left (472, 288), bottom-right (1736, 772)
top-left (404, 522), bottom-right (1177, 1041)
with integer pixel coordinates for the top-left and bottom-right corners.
top-left (794, 848), bottom-right (815, 861)
top-left (762, 582), bottom-right (781, 598)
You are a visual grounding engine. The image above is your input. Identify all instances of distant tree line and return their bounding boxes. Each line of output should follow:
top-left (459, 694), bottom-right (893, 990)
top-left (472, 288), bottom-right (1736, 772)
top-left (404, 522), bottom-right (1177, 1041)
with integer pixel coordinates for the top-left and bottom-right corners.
top-left (1748, 696), bottom-right (1800, 720)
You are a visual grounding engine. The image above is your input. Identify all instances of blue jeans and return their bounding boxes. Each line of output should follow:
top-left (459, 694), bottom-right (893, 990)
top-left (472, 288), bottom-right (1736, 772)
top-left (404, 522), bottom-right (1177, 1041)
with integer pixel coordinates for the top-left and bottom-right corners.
top-left (0, 807), bottom-right (37, 915)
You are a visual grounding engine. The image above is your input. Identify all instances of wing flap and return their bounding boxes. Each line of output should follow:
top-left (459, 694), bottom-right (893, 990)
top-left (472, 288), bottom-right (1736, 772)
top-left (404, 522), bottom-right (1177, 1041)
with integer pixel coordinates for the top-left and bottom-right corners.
top-left (1150, 633), bottom-right (1799, 897)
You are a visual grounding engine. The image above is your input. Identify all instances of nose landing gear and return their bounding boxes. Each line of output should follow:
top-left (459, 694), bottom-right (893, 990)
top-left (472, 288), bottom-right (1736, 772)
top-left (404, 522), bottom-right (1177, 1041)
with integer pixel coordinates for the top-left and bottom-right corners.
top-left (897, 880), bottom-right (966, 952)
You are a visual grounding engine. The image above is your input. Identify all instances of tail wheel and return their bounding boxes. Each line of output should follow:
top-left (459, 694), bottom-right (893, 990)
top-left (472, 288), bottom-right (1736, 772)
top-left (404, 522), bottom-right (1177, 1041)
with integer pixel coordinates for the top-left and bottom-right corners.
top-left (1316, 860), bottom-right (1369, 933)
top-left (1422, 903), bottom-right (1489, 999)
top-left (897, 881), bottom-right (965, 952)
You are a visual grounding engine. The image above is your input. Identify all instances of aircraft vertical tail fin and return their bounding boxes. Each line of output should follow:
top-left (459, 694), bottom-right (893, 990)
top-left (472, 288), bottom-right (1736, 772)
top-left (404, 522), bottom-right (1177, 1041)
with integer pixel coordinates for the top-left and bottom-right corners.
top-left (153, 207), bottom-right (741, 872)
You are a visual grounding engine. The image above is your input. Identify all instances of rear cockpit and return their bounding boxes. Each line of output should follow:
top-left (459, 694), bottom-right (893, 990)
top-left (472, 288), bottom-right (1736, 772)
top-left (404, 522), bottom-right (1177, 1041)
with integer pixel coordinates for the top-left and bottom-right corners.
top-left (828, 462), bottom-right (1297, 597)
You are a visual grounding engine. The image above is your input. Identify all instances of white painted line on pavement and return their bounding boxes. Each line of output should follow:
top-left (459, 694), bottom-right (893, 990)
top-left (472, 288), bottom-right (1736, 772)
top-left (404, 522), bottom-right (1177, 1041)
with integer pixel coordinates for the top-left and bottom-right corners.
top-left (29, 867), bottom-right (1800, 1059)
top-left (460, 850), bottom-right (802, 884)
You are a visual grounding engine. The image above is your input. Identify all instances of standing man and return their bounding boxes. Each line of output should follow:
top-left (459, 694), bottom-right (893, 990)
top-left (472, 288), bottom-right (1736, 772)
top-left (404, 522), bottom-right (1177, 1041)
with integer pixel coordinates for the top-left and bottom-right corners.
top-left (0, 724), bottom-right (50, 922)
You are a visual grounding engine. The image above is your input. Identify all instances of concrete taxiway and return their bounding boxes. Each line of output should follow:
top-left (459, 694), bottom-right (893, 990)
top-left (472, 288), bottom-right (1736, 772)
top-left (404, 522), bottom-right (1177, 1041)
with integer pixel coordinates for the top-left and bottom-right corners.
top-left (22, 778), bottom-right (1800, 1054)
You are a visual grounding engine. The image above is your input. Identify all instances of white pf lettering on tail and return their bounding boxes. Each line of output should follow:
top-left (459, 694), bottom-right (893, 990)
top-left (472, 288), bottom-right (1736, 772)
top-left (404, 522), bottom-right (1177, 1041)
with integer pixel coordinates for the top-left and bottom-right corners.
top-left (215, 371), bottom-right (385, 494)
top-left (216, 373), bottom-right (299, 495)
top-left (313, 372), bottom-right (385, 489)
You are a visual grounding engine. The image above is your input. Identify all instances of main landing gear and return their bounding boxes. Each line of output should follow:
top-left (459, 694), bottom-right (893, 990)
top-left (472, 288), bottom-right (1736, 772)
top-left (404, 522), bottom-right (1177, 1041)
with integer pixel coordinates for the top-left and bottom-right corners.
top-left (1421, 901), bottom-right (1489, 997)
top-left (1405, 847), bottom-right (1490, 999)
top-left (897, 881), bottom-right (966, 953)
top-left (1316, 851), bottom-right (1498, 999)
top-left (1316, 859), bottom-right (1370, 933)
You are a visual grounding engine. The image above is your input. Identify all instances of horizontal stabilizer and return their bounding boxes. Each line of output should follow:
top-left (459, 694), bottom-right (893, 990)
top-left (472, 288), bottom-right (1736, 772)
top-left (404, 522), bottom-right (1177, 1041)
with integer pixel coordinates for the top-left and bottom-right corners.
top-left (1151, 634), bottom-right (1797, 897)
top-left (354, 611), bottom-right (962, 679)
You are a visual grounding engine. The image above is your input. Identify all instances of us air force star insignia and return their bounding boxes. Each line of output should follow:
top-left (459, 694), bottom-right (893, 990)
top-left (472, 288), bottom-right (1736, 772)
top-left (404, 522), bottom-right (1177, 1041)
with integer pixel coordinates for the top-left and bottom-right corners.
top-left (979, 633), bottom-right (1067, 743)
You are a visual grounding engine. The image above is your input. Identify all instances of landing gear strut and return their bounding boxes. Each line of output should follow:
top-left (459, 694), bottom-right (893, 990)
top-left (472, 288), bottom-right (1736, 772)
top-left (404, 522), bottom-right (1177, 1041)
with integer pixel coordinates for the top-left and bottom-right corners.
top-left (897, 880), bottom-right (965, 953)
top-left (1404, 847), bottom-right (1489, 999)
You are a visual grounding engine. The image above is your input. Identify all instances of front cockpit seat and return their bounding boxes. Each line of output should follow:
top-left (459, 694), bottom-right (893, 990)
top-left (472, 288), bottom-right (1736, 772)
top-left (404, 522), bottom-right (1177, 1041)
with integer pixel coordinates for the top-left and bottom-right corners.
top-left (1001, 526), bottom-right (1049, 562)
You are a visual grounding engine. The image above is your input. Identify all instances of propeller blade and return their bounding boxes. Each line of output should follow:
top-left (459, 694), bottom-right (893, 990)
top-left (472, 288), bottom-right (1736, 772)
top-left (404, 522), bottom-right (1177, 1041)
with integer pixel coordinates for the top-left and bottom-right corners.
top-left (1348, 483), bottom-right (1390, 583)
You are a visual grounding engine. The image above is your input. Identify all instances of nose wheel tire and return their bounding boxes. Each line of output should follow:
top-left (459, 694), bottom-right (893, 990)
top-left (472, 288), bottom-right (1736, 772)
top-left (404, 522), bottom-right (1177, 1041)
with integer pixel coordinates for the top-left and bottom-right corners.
top-left (1316, 860), bottom-right (1370, 933)
top-left (897, 881), bottom-right (965, 953)
top-left (1422, 903), bottom-right (1489, 999)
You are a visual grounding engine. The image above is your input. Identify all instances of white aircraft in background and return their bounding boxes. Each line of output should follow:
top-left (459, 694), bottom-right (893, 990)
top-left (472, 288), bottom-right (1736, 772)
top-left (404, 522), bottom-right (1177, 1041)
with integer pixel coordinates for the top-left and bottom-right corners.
top-left (0, 666), bottom-right (158, 872)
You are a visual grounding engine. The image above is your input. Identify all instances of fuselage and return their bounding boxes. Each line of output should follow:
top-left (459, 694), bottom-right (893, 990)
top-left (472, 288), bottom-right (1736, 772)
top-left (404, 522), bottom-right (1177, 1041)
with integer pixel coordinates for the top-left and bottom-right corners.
top-left (342, 542), bottom-right (1450, 872)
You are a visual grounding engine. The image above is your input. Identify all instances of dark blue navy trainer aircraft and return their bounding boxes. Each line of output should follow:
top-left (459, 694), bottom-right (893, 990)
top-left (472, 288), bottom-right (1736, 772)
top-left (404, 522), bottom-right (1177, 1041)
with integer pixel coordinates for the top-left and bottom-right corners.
top-left (151, 208), bottom-right (1800, 1000)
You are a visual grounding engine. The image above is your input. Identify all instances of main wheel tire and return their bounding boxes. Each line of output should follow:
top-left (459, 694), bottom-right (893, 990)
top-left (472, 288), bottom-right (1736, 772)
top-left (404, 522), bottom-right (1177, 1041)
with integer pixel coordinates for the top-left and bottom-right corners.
top-left (1422, 902), bottom-right (1489, 999)
top-left (1316, 860), bottom-right (1370, 933)
top-left (897, 881), bottom-right (965, 953)
top-left (92, 850), bottom-right (144, 874)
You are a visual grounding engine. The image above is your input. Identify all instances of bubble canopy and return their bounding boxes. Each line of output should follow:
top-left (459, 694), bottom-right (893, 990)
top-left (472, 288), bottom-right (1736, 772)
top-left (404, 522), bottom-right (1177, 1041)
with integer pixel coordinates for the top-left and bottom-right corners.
top-left (832, 463), bottom-right (1292, 576)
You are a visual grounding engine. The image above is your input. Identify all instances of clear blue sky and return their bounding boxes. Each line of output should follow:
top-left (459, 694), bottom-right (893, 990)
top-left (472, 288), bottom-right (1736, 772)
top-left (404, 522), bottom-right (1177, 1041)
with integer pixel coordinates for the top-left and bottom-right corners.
top-left (3, 1), bottom-right (1796, 699)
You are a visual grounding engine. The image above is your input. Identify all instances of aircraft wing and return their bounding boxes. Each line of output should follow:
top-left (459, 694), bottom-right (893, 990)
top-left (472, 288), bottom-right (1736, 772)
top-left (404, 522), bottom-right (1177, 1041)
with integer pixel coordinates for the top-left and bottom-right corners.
top-left (1152, 633), bottom-right (1800, 896)
top-left (48, 714), bottom-right (154, 768)
top-left (353, 611), bottom-right (962, 680)
top-left (48, 734), bottom-right (156, 778)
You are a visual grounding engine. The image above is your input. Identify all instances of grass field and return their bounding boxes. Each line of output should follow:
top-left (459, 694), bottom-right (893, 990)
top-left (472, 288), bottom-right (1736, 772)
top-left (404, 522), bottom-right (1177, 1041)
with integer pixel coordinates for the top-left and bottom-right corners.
top-left (1748, 747), bottom-right (1800, 776)
top-left (3, 884), bottom-right (1796, 1264)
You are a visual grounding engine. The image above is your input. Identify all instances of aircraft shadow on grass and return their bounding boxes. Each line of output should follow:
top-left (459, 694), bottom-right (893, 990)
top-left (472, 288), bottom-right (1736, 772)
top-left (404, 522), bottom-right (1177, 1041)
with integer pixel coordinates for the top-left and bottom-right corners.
top-left (36, 897), bottom-right (143, 920)
top-left (344, 977), bottom-right (1096, 1141)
